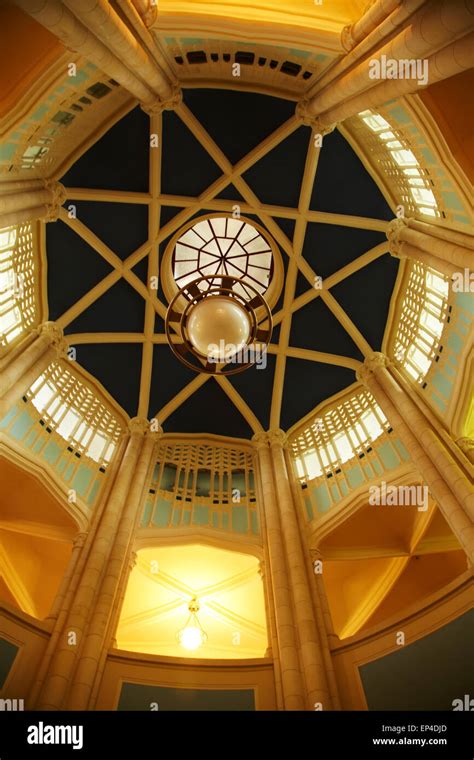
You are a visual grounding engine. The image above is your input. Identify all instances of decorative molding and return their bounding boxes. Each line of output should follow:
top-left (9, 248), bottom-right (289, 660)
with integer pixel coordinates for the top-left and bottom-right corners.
top-left (251, 432), bottom-right (270, 451)
top-left (295, 99), bottom-right (336, 134)
top-left (73, 531), bottom-right (88, 549)
top-left (141, 85), bottom-right (183, 114)
top-left (37, 320), bottom-right (69, 359)
top-left (340, 24), bottom-right (356, 52)
top-left (456, 437), bottom-right (474, 463)
top-left (355, 351), bottom-right (390, 384)
top-left (386, 216), bottom-right (409, 258)
top-left (267, 428), bottom-right (288, 449)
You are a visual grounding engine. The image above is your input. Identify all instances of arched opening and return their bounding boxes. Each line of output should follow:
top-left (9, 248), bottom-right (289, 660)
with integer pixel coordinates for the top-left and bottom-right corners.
top-left (0, 454), bottom-right (77, 619)
top-left (115, 543), bottom-right (268, 659)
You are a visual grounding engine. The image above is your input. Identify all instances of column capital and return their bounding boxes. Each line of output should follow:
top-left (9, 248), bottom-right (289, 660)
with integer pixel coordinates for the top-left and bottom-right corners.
top-left (258, 559), bottom-right (265, 579)
top-left (340, 24), bottom-right (356, 52)
top-left (73, 531), bottom-right (88, 549)
top-left (141, 85), bottom-right (183, 114)
top-left (129, 550), bottom-right (138, 570)
top-left (456, 437), bottom-right (474, 462)
top-left (128, 416), bottom-right (163, 439)
top-left (267, 428), bottom-right (289, 449)
top-left (251, 431), bottom-right (270, 451)
top-left (356, 351), bottom-right (390, 384)
top-left (386, 216), bottom-right (409, 257)
top-left (42, 180), bottom-right (66, 222)
top-left (37, 321), bottom-right (69, 359)
top-left (295, 100), bottom-right (337, 135)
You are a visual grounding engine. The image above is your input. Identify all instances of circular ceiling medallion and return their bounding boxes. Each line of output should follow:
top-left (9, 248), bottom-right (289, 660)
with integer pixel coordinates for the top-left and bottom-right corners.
top-left (161, 213), bottom-right (283, 313)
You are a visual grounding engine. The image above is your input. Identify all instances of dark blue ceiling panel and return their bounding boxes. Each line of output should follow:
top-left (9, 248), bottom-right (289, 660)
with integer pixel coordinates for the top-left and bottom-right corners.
top-left (75, 343), bottom-right (143, 419)
top-left (61, 106), bottom-right (149, 192)
top-left (69, 201), bottom-right (148, 261)
top-left (164, 378), bottom-right (255, 438)
top-left (183, 89), bottom-right (296, 165)
top-left (311, 129), bottom-right (393, 220)
top-left (281, 358), bottom-right (356, 431)
top-left (330, 254), bottom-right (399, 351)
top-left (290, 295), bottom-right (364, 362)
top-left (66, 278), bottom-right (145, 335)
top-left (302, 223), bottom-right (386, 280)
top-left (46, 220), bottom-right (113, 321)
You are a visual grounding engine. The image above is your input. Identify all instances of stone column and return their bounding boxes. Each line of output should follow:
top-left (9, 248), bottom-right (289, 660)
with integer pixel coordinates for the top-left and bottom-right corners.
top-left (13, 0), bottom-right (156, 105)
top-left (62, 0), bottom-right (174, 101)
top-left (88, 549), bottom-right (138, 709)
top-left (387, 218), bottom-right (473, 277)
top-left (67, 423), bottom-right (159, 709)
top-left (0, 181), bottom-right (66, 228)
top-left (252, 433), bottom-right (306, 710)
top-left (268, 429), bottom-right (333, 710)
top-left (36, 418), bottom-right (154, 710)
top-left (358, 353), bottom-right (474, 561)
top-left (456, 437), bottom-right (474, 465)
top-left (284, 444), bottom-right (341, 709)
top-left (253, 452), bottom-right (284, 709)
top-left (110, 551), bottom-right (138, 650)
top-left (0, 322), bottom-right (69, 417)
top-left (46, 531), bottom-right (88, 622)
top-left (302, 0), bottom-right (474, 127)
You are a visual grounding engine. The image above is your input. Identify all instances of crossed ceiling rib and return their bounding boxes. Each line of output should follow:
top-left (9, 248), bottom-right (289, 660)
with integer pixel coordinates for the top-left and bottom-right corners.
top-left (55, 102), bottom-right (392, 432)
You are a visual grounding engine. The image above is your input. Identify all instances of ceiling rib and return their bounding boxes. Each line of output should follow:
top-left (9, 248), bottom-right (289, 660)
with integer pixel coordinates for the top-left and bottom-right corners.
top-left (56, 101), bottom-right (394, 431)
top-left (270, 132), bottom-right (321, 430)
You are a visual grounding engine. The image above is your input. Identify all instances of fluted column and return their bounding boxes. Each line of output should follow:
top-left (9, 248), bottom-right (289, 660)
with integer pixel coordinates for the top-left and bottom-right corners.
top-left (284, 445), bottom-right (341, 709)
top-left (387, 218), bottom-right (473, 277)
top-left (0, 322), bottom-right (68, 416)
top-left (62, 0), bottom-right (175, 102)
top-left (13, 0), bottom-right (157, 105)
top-left (46, 532), bottom-right (87, 622)
top-left (341, 0), bottom-right (400, 52)
top-left (252, 433), bottom-right (306, 710)
top-left (268, 430), bottom-right (332, 710)
top-left (358, 353), bottom-right (474, 561)
top-left (36, 418), bottom-right (155, 709)
top-left (110, 551), bottom-right (138, 649)
top-left (0, 181), bottom-right (66, 228)
top-left (456, 437), bottom-right (474, 465)
top-left (68, 423), bottom-right (159, 709)
top-left (301, 0), bottom-right (474, 127)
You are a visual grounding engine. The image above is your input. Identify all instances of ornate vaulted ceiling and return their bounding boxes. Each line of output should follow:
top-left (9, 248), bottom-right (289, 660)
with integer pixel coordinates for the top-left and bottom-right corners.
top-left (45, 87), bottom-right (397, 438)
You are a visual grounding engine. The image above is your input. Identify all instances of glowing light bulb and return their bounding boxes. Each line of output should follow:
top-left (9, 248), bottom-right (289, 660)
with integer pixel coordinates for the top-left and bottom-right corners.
top-left (178, 625), bottom-right (205, 651)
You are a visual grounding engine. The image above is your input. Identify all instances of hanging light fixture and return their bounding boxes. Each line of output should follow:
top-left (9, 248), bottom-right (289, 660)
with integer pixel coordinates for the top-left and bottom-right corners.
top-left (165, 274), bottom-right (272, 375)
top-left (177, 598), bottom-right (208, 652)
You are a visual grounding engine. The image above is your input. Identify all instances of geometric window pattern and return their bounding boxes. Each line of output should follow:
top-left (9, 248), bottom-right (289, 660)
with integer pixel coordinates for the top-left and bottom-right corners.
top-left (393, 262), bottom-right (449, 383)
top-left (358, 109), bottom-right (440, 219)
top-left (0, 223), bottom-right (37, 350)
top-left (27, 363), bottom-right (123, 467)
top-left (290, 387), bottom-right (390, 481)
top-left (172, 216), bottom-right (273, 298)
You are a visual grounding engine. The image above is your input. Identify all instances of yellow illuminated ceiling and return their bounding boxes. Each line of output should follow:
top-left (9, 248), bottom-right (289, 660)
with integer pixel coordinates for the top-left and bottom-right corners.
top-left (320, 500), bottom-right (467, 639)
top-left (0, 455), bottom-right (76, 618)
top-left (153, 0), bottom-right (363, 35)
top-left (116, 544), bottom-right (268, 659)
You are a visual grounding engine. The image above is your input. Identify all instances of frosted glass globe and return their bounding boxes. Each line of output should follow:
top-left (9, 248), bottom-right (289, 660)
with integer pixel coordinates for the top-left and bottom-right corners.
top-left (187, 296), bottom-right (251, 361)
top-left (178, 625), bottom-right (205, 651)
